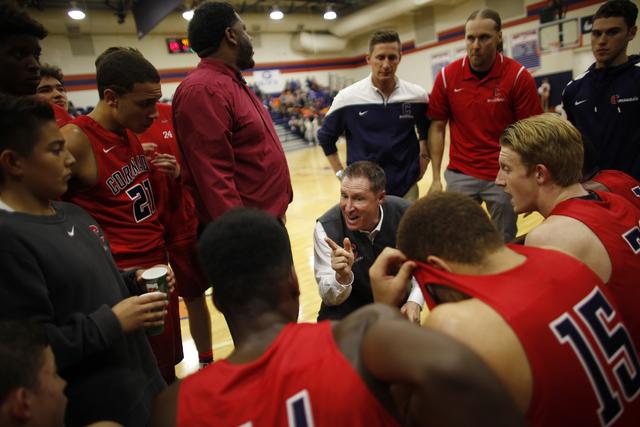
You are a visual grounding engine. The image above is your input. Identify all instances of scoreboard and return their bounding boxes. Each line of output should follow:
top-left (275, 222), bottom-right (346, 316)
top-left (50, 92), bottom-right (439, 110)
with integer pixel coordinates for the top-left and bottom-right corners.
top-left (166, 38), bottom-right (193, 54)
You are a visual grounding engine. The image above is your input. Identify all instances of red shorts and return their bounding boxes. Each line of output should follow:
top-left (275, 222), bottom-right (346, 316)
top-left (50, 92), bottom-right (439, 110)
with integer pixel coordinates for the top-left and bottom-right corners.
top-left (167, 235), bottom-right (211, 298)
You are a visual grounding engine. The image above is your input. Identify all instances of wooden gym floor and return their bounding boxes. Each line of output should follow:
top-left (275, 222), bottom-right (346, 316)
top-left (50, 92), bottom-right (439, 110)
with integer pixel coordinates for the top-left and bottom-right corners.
top-left (175, 138), bottom-right (544, 377)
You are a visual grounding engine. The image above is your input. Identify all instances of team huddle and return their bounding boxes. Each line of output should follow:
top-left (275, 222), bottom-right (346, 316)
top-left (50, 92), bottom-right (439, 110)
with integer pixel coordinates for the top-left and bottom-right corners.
top-left (0, 0), bottom-right (639, 426)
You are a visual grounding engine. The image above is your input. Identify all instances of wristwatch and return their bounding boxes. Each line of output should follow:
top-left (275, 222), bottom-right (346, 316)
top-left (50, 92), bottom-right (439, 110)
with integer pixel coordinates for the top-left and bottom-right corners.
top-left (336, 170), bottom-right (344, 179)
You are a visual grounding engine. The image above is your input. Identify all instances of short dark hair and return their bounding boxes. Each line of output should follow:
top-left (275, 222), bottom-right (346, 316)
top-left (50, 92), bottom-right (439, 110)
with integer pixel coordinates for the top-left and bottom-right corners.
top-left (0, 0), bottom-right (48, 42)
top-left (343, 161), bottom-right (386, 195)
top-left (0, 94), bottom-right (55, 183)
top-left (188, 1), bottom-right (239, 57)
top-left (0, 319), bottom-right (49, 403)
top-left (198, 208), bottom-right (293, 317)
top-left (94, 46), bottom-right (142, 69)
top-left (95, 48), bottom-right (159, 100)
top-left (467, 9), bottom-right (503, 53)
top-left (368, 29), bottom-right (401, 54)
top-left (397, 192), bottom-right (504, 265)
top-left (595, 0), bottom-right (638, 31)
top-left (39, 63), bottom-right (64, 85)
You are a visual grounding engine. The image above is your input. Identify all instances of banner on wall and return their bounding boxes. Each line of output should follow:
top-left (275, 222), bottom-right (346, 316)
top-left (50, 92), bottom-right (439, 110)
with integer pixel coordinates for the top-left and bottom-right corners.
top-left (430, 51), bottom-right (451, 84)
top-left (510, 29), bottom-right (540, 72)
top-left (254, 69), bottom-right (282, 94)
top-left (454, 47), bottom-right (467, 61)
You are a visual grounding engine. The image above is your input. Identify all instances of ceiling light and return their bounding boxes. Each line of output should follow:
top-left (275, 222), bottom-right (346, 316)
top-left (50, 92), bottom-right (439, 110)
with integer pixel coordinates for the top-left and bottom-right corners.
top-left (182, 10), bottom-right (194, 20)
top-left (270, 5), bottom-right (283, 20)
top-left (324, 4), bottom-right (336, 20)
top-left (68, 1), bottom-right (85, 20)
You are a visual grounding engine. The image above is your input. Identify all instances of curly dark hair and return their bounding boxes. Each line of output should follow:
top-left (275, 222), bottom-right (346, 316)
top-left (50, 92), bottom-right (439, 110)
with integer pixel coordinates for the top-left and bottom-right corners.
top-left (0, 0), bottom-right (48, 41)
top-left (397, 192), bottom-right (504, 265)
top-left (95, 48), bottom-right (159, 100)
top-left (188, 1), bottom-right (239, 56)
top-left (39, 63), bottom-right (64, 84)
top-left (197, 208), bottom-right (293, 317)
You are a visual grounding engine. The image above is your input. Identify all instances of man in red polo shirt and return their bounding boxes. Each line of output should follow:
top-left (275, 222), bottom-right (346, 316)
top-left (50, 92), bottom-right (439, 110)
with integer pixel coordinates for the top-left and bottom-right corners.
top-left (172, 1), bottom-right (292, 229)
top-left (427, 8), bottom-right (542, 242)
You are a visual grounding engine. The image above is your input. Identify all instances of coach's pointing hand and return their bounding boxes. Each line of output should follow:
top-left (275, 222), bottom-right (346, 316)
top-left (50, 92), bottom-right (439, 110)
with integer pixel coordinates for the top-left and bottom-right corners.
top-left (325, 236), bottom-right (355, 285)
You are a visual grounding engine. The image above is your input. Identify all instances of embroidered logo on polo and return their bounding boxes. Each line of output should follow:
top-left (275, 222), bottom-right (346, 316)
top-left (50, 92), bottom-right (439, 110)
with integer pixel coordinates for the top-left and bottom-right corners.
top-left (487, 86), bottom-right (505, 103)
top-left (611, 95), bottom-right (639, 105)
top-left (399, 103), bottom-right (414, 119)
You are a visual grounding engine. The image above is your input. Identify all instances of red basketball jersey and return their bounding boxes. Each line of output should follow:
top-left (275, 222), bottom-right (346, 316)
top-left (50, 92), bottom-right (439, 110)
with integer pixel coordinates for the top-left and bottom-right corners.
top-left (550, 191), bottom-right (640, 354)
top-left (138, 103), bottom-right (197, 243)
top-left (413, 245), bottom-right (640, 427)
top-left (51, 101), bottom-right (72, 127)
top-left (591, 170), bottom-right (640, 211)
top-left (61, 116), bottom-right (165, 262)
top-left (177, 322), bottom-right (401, 427)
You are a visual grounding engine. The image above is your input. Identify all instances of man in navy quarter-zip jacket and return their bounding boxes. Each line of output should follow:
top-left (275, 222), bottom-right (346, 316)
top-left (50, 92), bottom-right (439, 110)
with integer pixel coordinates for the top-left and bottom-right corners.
top-left (562, 0), bottom-right (640, 181)
top-left (317, 30), bottom-right (430, 201)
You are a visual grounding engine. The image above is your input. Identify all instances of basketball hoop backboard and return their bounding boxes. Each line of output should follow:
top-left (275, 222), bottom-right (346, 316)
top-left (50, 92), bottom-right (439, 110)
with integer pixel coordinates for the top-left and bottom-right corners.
top-left (537, 16), bottom-right (582, 53)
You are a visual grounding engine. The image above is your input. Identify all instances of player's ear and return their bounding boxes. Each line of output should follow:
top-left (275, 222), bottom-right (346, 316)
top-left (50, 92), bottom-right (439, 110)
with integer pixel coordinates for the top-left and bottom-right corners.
top-left (365, 52), bottom-right (371, 65)
top-left (628, 25), bottom-right (637, 41)
top-left (0, 149), bottom-right (25, 180)
top-left (535, 164), bottom-right (549, 184)
top-left (104, 89), bottom-right (119, 108)
top-left (377, 190), bottom-right (386, 205)
top-left (287, 265), bottom-right (300, 297)
top-left (8, 387), bottom-right (32, 421)
top-left (426, 255), bottom-right (453, 273)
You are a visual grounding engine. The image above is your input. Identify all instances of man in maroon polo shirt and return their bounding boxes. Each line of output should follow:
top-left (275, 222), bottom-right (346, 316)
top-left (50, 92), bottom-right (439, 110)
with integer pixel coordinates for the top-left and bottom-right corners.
top-left (172, 1), bottom-right (292, 229)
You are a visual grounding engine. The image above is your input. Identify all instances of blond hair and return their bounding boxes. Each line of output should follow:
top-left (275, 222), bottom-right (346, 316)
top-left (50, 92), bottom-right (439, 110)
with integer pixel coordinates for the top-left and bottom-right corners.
top-left (499, 113), bottom-right (583, 187)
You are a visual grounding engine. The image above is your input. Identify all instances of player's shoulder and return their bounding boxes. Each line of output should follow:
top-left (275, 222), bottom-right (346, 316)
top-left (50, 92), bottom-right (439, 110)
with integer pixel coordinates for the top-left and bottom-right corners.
top-left (61, 122), bottom-right (91, 147)
top-left (336, 303), bottom-right (403, 336)
top-left (148, 379), bottom-right (181, 427)
top-left (526, 214), bottom-right (588, 247)
top-left (425, 299), bottom-right (496, 334)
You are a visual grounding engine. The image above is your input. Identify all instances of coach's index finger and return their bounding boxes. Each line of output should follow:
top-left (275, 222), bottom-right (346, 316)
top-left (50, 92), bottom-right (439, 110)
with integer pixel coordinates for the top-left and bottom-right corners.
top-left (324, 236), bottom-right (340, 251)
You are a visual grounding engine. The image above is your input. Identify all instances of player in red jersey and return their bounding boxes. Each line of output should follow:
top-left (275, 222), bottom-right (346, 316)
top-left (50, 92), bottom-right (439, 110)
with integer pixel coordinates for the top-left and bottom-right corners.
top-left (584, 169), bottom-right (640, 210)
top-left (60, 48), bottom-right (183, 384)
top-left (581, 136), bottom-right (640, 210)
top-left (139, 102), bottom-right (214, 369)
top-left (370, 191), bottom-right (640, 426)
top-left (148, 208), bottom-right (525, 427)
top-left (496, 113), bottom-right (640, 353)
